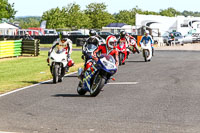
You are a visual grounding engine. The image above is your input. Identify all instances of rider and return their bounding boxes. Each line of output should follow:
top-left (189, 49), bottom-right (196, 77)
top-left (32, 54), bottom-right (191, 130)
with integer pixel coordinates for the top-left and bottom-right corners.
top-left (47, 32), bottom-right (74, 71)
top-left (140, 30), bottom-right (154, 56)
top-left (93, 35), bottom-right (119, 67)
top-left (117, 30), bottom-right (129, 47)
top-left (78, 35), bottom-right (118, 89)
top-left (82, 29), bottom-right (101, 64)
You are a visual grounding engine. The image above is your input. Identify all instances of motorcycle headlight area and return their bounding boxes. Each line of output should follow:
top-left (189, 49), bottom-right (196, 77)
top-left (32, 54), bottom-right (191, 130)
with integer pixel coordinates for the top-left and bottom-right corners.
top-left (101, 59), bottom-right (115, 69)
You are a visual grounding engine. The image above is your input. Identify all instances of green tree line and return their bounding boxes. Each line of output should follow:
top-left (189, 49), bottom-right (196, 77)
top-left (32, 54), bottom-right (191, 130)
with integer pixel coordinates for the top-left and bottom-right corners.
top-left (2, 1), bottom-right (200, 29)
top-left (41, 3), bottom-right (200, 29)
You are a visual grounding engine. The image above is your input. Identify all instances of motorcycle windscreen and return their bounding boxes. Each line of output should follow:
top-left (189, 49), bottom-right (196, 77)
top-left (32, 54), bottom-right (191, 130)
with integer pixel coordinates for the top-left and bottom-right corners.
top-left (54, 45), bottom-right (66, 54)
top-left (86, 44), bottom-right (97, 52)
top-left (120, 43), bottom-right (125, 48)
top-left (100, 54), bottom-right (116, 64)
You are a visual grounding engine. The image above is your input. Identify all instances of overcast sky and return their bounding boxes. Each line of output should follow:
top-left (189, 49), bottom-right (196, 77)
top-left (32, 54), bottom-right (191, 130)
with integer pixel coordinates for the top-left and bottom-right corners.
top-left (8, 0), bottom-right (200, 17)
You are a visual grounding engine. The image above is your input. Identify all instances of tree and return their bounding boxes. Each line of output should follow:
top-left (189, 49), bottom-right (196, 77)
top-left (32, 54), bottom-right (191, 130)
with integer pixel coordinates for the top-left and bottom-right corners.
top-left (159, 7), bottom-right (181, 17)
top-left (85, 3), bottom-right (115, 29)
top-left (42, 7), bottom-right (65, 29)
top-left (114, 10), bottom-right (134, 25)
top-left (114, 6), bottom-right (159, 25)
top-left (41, 3), bottom-right (91, 29)
top-left (0, 0), bottom-right (16, 20)
top-left (64, 3), bottom-right (91, 29)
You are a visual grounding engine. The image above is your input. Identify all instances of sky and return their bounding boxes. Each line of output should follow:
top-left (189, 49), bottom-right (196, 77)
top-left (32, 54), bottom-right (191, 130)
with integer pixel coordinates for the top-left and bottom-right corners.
top-left (8, 0), bottom-right (200, 17)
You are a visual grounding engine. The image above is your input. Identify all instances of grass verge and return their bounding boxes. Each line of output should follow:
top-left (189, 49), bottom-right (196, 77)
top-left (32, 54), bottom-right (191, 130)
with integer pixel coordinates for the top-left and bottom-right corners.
top-left (0, 51), bottom-right (83, 94)
top-left (40, 44), bottom-right (82, 49)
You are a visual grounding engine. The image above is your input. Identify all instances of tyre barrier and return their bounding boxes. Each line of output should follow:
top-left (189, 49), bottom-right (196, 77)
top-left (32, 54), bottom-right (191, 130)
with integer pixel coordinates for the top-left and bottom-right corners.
top-left (0, 40), bottom-right (22, 58)
top-left (22, 39), bottom-right (40, 56)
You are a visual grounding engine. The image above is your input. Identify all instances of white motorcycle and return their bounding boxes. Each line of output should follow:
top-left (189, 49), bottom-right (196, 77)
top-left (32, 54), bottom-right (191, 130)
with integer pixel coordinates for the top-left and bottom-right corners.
top-left (140, 41), bottom-right (152, 62)
top-left (48, 45), bottom-right (68, 83)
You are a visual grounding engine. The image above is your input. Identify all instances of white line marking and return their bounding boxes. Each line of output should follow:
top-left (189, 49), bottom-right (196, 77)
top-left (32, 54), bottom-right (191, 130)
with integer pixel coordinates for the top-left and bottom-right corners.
top-left (108, 82), bottom-right (138, 85)
top-left (0, 131), bottom-right (18, 133)
top-left (0, 71), bottom-right (78, 98)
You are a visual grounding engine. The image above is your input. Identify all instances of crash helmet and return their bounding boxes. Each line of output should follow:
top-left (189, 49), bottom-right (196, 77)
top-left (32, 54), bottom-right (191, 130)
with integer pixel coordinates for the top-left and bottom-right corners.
top-left (59, 31), bottom-right (67, 46)
top-left (89, 29), bottom-right (97, 37)
top-left (145, 30), bottom-right (149, 35)
top-left (120, 30), bottom-right (126, 38)
top-left (106, 35), bottom-right (117, 49)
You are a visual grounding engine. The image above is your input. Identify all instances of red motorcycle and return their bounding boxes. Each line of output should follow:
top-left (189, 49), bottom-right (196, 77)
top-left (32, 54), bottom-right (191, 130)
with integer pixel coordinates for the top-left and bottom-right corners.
top-left (129, 38), bottom-right (140, 54)
top-left (117, 38), bottom-right (127, 65)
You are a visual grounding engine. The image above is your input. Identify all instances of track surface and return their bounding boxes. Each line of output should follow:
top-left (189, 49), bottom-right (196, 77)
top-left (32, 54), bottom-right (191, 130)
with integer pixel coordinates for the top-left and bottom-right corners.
top-left (0, 50), bottom-right (200, 133)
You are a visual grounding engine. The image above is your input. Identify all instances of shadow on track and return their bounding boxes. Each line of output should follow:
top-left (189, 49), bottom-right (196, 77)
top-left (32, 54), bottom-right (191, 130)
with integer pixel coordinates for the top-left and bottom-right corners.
top-left (126, 60), bottom-right (144, 63)
top-left (64, 75), bottom-right (78, 78)
top-left (52, 94), bottom-right (90, 97)
top-left (42, 82), bottom-right (54, 84)
top-left (22, 81), bottom-right (39, 84)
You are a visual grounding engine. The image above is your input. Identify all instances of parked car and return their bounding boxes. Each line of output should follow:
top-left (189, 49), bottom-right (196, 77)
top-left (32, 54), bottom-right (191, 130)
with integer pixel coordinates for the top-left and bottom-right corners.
top-left (163, 32), bottom-right (184, 46)
top-left (44, 29), bottom-right (58, 36)
top-left (17, 29), bottom-right (42, 36)
top-left (67, 31), bottom-right (83, 36)
top-left (97, 31), bottom-right (113, 36)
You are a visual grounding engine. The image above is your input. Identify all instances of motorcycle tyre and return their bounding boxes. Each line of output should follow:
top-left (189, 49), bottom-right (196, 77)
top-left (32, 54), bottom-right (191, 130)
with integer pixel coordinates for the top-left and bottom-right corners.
top-left (119, 53), bottom-right (123, 66)
top-left (143, 50), bottom-right (148, 62)
top-left (53, 64), bottom-right (59, 83)
top-left (135, 46), bottom-right (140, 54)
top-left (90, 74), bottom-right (105, 97)
top-left (77, 81), bottom-right (87, 95)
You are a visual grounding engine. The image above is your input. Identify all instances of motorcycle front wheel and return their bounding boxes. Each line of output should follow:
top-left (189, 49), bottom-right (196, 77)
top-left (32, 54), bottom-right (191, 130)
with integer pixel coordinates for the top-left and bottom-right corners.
top-left (119, 53), bottom-right (124, 66)
top-left (77, 81), bottom-right (87, 95)
top-left (53, 64), bottom-right (59, 83)
top-left (143, 49), bottom-right (148, 62)
top-left (135, 46), bottom-right (140, 54)
top-left (90, 74), bottom-right (105, 97)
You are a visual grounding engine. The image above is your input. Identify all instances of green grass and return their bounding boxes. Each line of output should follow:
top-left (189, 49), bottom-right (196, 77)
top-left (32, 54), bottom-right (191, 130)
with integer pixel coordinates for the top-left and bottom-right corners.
top-left (40, 44), bottom-right (82, 49)
top-left (0, 51), bottom-right (84, 94)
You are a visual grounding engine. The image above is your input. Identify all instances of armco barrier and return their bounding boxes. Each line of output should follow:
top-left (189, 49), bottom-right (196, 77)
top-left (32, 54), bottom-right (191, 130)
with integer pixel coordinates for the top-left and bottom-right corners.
top-left (0, 40), bottom-right (22, 58)
top-left (0, 35), bottom-right (139, 45)
top-left (22, 39), bottom-right (40, 56)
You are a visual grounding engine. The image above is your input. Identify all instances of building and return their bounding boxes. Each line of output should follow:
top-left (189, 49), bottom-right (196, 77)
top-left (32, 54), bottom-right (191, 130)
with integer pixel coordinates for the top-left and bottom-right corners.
top-left (102, 23), bottom-right (137, 35)
top-left (136, 14), bottom-right (200, 36)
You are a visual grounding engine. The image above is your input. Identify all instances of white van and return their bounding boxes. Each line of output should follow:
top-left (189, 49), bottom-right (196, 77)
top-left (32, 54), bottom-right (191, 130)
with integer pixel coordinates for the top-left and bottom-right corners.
top-left (44, 29), bottom-right (58, 36)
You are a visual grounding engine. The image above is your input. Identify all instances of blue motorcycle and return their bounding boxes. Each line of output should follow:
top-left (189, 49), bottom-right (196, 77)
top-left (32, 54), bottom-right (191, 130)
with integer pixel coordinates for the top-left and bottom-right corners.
top-left (77, 54), bottom-right (117, 97)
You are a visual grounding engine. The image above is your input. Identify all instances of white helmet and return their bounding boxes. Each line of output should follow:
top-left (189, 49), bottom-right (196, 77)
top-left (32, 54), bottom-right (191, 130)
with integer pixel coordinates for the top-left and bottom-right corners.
top-left (106, 35), bottom-right (117, 49)
top-left (145, 30), bottom-right (149, 34)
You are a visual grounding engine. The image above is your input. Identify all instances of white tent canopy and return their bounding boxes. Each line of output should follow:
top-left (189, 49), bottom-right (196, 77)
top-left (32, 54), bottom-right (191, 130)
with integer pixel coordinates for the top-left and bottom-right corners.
top-left (0, 22), bottom-right (18, 29)
top-left (0, 22), bottom-right (19, 35)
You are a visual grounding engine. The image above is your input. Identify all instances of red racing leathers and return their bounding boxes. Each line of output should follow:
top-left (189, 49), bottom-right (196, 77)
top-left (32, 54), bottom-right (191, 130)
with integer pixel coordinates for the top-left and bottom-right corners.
top-left (93, 44), bottom-right (119, 67)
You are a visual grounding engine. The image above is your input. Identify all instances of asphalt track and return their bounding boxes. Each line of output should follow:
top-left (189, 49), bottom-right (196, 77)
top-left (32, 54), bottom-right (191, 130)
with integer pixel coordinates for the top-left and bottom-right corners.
top-left (0, 50), bottom-right (200, 133)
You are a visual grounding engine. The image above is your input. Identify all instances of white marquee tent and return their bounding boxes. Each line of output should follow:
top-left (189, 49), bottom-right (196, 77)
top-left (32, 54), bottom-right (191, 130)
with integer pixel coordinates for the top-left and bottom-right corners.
top-left (0, 22), bottom-right (19, 35)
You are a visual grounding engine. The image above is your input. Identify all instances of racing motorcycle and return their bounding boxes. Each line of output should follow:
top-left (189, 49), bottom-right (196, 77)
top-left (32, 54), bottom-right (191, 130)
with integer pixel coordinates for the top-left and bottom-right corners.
top-left (82, 43), bottom-right (98, 63)
top-left (47, 44), bottom-right (71, 83)
top-left (129, 39), bottom-right (140, 54)
top-left (77, 54), bottom-right (117, 97)
top-left (140, 41), bottom-right (152, 62)
top-left (117, 40), bottom-right (127, 65)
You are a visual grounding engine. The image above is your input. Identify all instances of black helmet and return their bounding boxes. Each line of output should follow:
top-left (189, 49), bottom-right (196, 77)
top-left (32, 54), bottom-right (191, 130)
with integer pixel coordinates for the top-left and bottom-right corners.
top-left (59, 31), bottom-right (64, 40)
top-left (120, 31), bottom-right (126, 38)
top-left (89, 29), bottom-right (96, 36)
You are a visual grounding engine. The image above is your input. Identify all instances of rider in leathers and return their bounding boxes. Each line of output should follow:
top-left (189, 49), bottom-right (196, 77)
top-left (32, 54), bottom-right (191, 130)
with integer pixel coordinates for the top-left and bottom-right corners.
top-left (139, 30), bottom-right (154, 56)
top-left (47, 32), bottom-right (74, 71)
